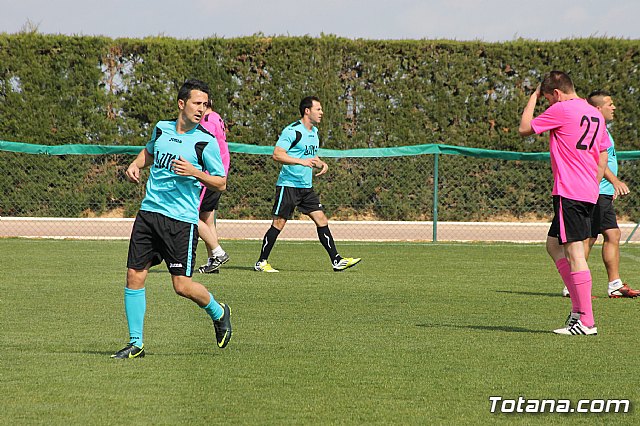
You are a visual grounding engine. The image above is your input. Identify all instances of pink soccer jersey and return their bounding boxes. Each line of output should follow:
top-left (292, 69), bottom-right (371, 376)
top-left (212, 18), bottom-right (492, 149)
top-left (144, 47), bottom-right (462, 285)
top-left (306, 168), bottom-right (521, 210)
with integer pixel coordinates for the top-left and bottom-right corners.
top-left (200, 111), bottom-right (230, 175)
top-left (531, 98), bottom-right (611, 203)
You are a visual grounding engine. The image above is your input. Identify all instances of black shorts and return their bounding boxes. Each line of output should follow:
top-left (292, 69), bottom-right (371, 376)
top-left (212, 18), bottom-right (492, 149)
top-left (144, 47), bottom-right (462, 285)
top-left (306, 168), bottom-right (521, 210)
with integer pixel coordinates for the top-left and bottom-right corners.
top-left (200, 187), bottom-right (222, 212)
top-left (547, 196), bottom-right (595, 244)
top-left (272, 186), bottom-right (324, 219)
top-left (127, 210), bottom-right (199, 277)
top-left (590, 194), bottom-right (618, 237)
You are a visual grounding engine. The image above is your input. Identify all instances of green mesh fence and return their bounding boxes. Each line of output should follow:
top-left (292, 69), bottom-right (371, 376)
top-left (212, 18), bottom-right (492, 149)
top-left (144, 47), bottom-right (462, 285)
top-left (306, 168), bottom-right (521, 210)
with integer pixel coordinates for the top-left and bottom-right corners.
top-left (2, 140), bottom-right (640, 242)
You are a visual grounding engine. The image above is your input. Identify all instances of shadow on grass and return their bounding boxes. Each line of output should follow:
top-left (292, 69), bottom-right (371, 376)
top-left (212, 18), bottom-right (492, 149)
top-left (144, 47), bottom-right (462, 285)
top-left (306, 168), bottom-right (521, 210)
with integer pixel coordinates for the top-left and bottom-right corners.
top-left (80, 350), bottom-right (118, 356)
top-left (146, 265), bottom-right (257, 273)
top-left (416, 323), bottom-right (549, 334)
top-left (219, 265), bottom-right (260, 272)
top-left (495, 290), bottom-right (561, 298)
top-left (79, 350), bottom-right (217, 357)
top-left (217, 265), bottom-right (333, 273)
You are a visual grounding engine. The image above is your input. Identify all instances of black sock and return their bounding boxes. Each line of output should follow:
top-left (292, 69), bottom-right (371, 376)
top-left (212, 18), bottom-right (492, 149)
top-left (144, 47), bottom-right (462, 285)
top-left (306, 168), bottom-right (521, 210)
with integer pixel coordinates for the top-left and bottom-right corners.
top-left (317, 225), bottom-right (340, 261)
top-left (259, 226), bottom-right (281, 261)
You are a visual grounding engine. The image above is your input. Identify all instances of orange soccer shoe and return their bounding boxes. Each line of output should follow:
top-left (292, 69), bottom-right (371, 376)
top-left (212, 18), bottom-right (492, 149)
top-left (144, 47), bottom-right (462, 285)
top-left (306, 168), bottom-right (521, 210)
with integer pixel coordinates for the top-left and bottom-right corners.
top-left (609, 283), bottom-right (640, 299)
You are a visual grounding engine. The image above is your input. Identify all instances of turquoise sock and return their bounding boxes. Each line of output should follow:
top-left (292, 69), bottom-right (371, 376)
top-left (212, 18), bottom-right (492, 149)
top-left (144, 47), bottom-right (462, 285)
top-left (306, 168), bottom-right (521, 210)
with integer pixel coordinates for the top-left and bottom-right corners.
top-left (124, 287), bottom-right (146, 348)
top-left (203, 292), bottom-right (223, 320)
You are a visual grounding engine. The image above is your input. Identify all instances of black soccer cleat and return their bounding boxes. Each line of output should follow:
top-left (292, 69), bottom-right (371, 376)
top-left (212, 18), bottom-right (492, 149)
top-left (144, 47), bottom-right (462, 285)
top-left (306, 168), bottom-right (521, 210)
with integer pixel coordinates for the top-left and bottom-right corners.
top-left (198, 253), bottom-right (230, 274)
top-left (213, 303), bottom-right (232, 349)
top-left (111, 343), bottom-right (145, 359)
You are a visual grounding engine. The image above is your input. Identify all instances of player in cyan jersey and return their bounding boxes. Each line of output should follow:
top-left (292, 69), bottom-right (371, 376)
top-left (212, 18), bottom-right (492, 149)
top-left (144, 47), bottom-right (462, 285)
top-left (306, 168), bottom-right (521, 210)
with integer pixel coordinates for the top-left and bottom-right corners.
top-left (254, 96), bottom-right (361, 273)
top-left (581, 90), bottom-right (639, 298)
top-left (197, 100), bottom-right (231, 274)
top-left (112, 79), bottom-right (231, 359)
top-left (519, 71), bottom-right (610, 336)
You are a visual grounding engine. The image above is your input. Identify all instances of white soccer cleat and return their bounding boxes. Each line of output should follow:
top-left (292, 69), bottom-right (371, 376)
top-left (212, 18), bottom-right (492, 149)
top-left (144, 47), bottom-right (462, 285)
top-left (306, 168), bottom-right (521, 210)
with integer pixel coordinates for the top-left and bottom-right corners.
top-left (553, 312), bottom-right (597, 336)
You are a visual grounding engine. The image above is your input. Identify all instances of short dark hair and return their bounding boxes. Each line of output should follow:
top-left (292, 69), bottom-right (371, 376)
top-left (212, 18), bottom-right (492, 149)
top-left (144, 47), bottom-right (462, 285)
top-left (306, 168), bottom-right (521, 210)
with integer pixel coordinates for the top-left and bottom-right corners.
top-left (178, 79), bottom-right (210, 103)
top-left (540, 71), bottom-right (575, 96)
top-left (587, 89), bottom-right (611, 107)
top-left (299, 96), bottom-right (321, 117)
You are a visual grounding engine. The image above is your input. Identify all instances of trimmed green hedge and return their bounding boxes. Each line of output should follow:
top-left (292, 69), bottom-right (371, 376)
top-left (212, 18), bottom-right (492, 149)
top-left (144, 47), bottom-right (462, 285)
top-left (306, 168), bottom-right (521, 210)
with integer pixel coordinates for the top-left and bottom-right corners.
top-left (1, 34), bottom-right (640, 220)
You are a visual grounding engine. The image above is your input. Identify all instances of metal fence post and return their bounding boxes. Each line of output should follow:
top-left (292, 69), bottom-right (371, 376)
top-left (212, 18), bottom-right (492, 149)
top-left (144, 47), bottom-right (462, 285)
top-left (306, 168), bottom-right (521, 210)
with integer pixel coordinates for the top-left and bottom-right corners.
top-left (433, 152), bottom-right (439, 242)
top-left (625, 222), bottom-right (640, 244)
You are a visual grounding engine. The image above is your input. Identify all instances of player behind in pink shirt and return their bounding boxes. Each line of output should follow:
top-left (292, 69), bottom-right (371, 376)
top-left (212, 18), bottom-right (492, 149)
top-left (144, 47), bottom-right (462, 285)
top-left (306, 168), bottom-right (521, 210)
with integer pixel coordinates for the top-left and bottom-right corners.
top-left (197, 100), bottom-right (231, 273)
top-left (519, 71), bottom-right (610, 336)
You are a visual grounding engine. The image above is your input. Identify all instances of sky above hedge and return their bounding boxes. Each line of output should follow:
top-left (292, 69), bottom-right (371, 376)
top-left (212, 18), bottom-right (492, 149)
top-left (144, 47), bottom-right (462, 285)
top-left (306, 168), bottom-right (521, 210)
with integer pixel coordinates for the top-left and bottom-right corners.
top-left (2, 0), bottom-right (639, 41)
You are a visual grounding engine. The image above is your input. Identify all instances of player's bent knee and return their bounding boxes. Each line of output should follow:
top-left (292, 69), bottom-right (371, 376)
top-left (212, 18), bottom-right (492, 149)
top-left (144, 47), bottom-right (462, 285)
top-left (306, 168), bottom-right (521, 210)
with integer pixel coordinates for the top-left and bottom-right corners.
top-left (272, 217), bottom-right (287, 230)
top-left (171, 275), bottom-right (193, 297)
top-left (126, 268), bottom-right (147, 289)
top-left (603, 228), bottom-right (621, 242)
top-left (309, 211), bottom-right (328, 227)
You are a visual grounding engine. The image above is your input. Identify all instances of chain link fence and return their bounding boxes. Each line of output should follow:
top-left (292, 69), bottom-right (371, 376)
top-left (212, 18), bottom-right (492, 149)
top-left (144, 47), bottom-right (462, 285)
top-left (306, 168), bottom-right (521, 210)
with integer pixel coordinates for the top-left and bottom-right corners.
top-left (2, 142), bottom-right (640, 242)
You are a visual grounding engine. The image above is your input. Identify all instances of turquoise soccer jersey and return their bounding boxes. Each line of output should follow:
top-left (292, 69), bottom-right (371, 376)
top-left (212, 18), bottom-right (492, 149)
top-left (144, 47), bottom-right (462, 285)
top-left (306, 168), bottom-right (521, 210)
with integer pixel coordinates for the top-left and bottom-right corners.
top-left (275, 121), bottom-right (319, 188)
top-left (140, 120), bottom-right (225, 224)
top-left (599, 129), bottom-right (618, 196)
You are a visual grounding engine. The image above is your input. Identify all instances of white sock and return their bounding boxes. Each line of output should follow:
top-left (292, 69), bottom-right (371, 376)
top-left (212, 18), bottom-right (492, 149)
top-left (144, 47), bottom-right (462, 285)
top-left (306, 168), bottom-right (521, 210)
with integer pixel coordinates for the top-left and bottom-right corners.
top-left (608, 279), bottom-right (623, 293)
top-left (211, 245), bottom-right (226, 258)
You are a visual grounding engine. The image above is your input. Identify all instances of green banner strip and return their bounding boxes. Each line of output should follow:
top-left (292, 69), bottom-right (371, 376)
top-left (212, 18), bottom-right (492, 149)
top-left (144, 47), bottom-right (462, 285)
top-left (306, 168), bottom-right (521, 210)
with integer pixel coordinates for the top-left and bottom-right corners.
top-left (3, 140), bottom-right (640, 161)
top-left (0, 141), bottom-right (142, 155)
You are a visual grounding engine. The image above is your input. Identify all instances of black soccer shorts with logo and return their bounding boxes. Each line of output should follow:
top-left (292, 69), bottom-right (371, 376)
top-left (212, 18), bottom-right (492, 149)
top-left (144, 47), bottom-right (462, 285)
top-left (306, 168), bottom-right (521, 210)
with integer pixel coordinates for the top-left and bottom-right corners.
top-left (548, 195), bottom-right (596, 244)
top-left (271, 186), bottom-right (324, 219)
top-left (127, 210), bottom-right (199, 277)
top-left (590, 194), bottom-right (619, 238)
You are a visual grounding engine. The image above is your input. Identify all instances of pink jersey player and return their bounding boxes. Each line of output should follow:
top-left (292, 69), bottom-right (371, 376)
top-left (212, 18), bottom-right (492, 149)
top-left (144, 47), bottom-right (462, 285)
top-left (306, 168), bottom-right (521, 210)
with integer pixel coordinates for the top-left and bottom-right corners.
top-left (519, 71), bottom-right (609, 336)
top-left (531, 98), bottom-right (611, 203)
top-left (200, 110), bottom-right (230, 175)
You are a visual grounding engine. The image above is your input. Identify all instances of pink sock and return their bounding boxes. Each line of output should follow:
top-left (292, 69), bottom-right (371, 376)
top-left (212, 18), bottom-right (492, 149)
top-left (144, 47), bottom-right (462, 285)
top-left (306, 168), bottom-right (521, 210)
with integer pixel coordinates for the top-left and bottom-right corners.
top-left (571, 270), bottom-right (594, 327)
top-left (555, 258), bottom-right (577, 311)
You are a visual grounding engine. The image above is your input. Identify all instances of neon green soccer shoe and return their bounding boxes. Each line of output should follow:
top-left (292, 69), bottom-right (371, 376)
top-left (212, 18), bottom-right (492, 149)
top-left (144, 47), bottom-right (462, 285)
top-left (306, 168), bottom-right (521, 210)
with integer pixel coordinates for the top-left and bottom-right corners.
top-left (333, 257), bottom-right (362, 272)
top-left (254, 260), bottom-right (279, 272)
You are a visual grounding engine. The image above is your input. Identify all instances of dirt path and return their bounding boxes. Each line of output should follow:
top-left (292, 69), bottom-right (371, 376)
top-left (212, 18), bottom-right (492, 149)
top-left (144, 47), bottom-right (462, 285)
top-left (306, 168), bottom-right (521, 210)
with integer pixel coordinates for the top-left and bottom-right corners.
top-left (2, 217), bottom-right (639, 243)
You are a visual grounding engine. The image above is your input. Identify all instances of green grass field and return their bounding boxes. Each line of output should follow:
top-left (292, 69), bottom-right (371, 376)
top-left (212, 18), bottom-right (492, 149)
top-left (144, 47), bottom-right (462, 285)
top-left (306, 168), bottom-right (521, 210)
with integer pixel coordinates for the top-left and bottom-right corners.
top-left (2, 238), bottom-right (640, 424)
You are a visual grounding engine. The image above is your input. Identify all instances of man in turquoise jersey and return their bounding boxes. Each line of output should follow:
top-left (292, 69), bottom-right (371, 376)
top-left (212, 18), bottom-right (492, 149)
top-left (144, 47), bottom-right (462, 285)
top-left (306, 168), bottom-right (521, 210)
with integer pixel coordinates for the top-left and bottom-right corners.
top-left (254, 96), bottom-right (361, 273)
top-left (579, 90), bottom-right (639, 298)
top-left (112, 79), bottom-right (232, 359)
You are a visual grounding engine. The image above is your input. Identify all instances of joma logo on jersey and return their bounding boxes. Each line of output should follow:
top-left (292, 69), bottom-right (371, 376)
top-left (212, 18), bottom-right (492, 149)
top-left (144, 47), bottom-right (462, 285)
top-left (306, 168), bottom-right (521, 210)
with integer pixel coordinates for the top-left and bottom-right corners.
top-left (154, 151), bottom-right (178, 171)
top-left (169, 137), bottom-right (183, 144)
top-left (304, 145), bottom-right (318, 156)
